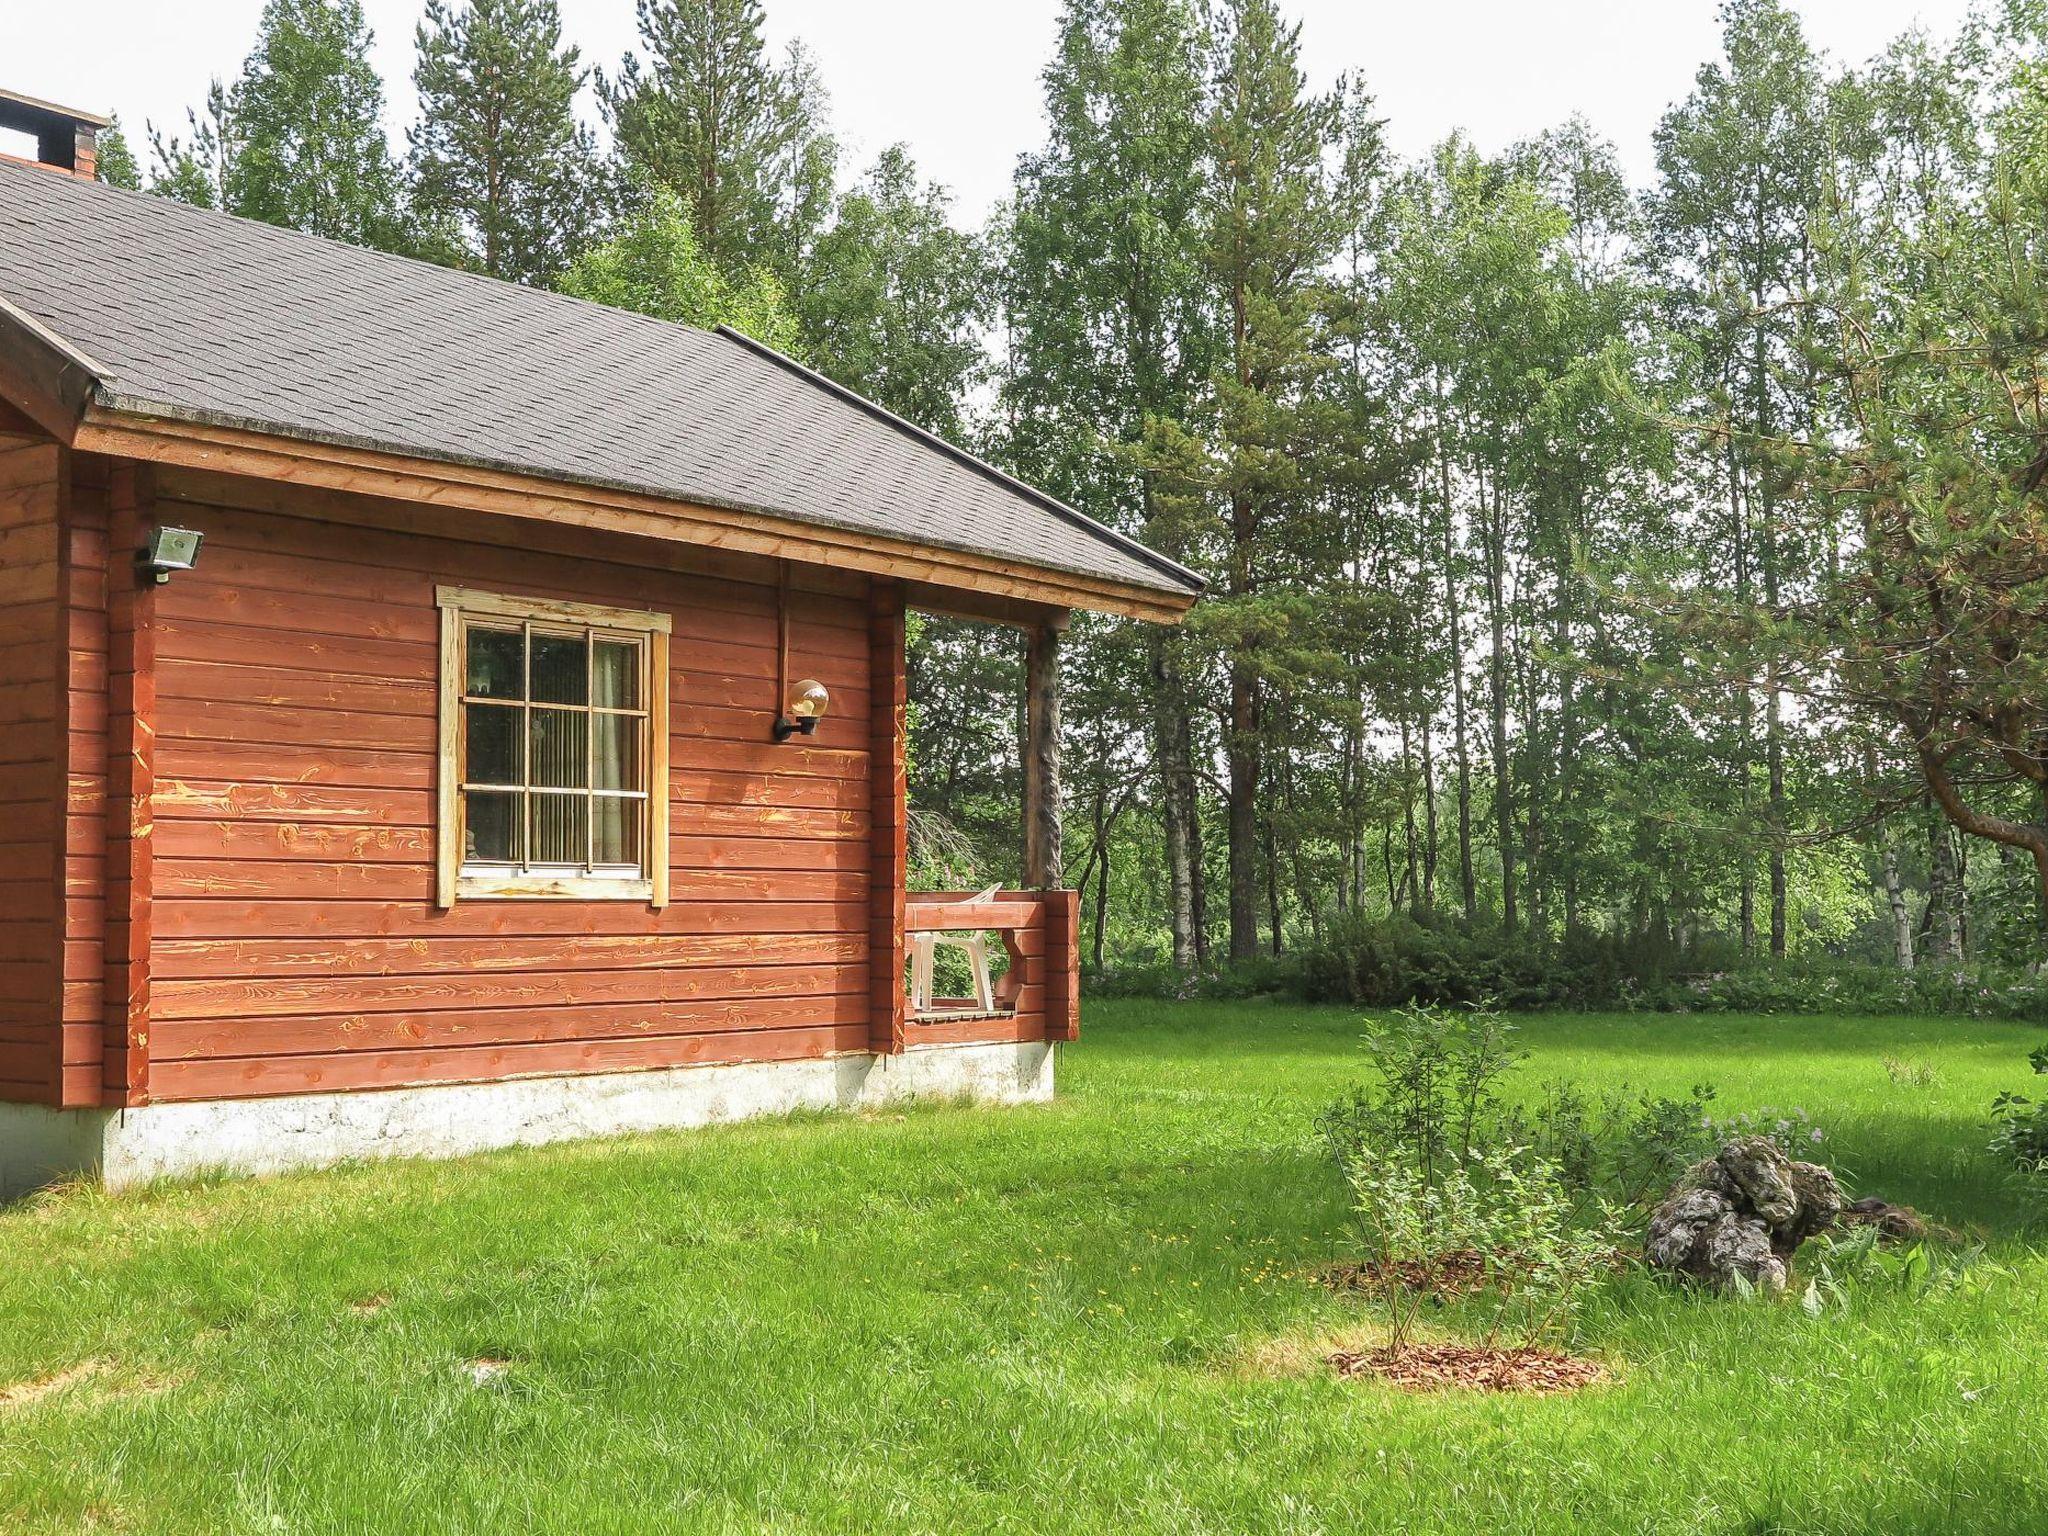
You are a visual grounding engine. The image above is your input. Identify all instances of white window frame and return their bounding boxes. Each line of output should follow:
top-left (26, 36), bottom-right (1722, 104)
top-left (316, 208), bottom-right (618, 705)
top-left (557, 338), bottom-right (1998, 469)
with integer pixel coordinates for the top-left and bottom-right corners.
top-left (435, 586), bottom-right (671, 906)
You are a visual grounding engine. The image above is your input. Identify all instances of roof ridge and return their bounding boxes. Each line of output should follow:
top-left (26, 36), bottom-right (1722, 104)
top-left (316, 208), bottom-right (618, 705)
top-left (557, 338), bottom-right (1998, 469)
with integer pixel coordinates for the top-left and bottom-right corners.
top-left (713, 325), bottom-right (1205, 596)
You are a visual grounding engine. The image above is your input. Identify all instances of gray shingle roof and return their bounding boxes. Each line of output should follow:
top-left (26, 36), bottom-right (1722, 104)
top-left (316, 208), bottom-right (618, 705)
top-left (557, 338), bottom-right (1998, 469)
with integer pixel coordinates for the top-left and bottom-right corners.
top-left (0, 160), bottom-right (1200, 601)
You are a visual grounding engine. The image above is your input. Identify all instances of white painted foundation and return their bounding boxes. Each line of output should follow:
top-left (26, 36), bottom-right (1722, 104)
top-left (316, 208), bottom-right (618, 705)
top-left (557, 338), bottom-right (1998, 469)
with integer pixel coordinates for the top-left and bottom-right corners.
top-left (0, 1039), bottom-right (1054, 1198)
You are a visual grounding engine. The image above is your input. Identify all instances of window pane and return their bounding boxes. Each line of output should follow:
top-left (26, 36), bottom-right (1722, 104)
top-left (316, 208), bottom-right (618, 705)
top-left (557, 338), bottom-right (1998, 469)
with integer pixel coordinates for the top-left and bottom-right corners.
top-left (531, 792), bottom-right (587, 867)
top-left (531, 707), bottom-right (588, 788)
top-left (593, 797), bottom-right (643, 868)
top-left (464, 791), bottom-right (520, 863)
top-left (593, 640), bottom-right (640, 709)
top-left (465, 704), bottom-right (522, 785)
top-left (531, 632), bottom-right (589, 704)
top-left (592, 714), bottom-right (642, 791)
top-left (466, 626), bottom-right (524, 700)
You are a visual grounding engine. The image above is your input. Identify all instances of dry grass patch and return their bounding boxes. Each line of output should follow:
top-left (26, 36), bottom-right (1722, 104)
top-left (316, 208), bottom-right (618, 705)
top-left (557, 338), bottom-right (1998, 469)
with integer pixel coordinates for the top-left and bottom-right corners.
top-left (0, 1360), bottom-right (109, 1410)
top-left (0, 1360), bottom-right (182, 1414)
top-left (1229, 1321), bottom-right (1393, 1380)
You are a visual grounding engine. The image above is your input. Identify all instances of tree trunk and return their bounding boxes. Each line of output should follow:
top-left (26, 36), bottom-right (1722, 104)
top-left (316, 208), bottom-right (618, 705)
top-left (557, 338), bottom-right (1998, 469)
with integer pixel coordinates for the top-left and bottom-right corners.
top-left (1091, 801), bottom-right (1109, 972)
top-left (1150, 630), bottom-right (1197, 973)
top-left (1753, 270), bottom-right (1788, 961)
top-left (1263, 813), bottom-right (1284, 958)
top-left (1485, 480), bottom-right (1516, 933)
top-left (1726, 366), bottom-right (1756, 954)
top-left (1420, 712), bottom-right (1439, 915)
top-left (1226, 657), bottom-right (1260, 962)
top-left (1400, 714), bottom-right (1422, 918)
top-left (1443, 458), bottom-right (1475, 923)
top-left (1925, 817), bottom-right (1965, 966)
top-left (1881, 841), bottom-right (1913, 971)
top-left (1768, 686), bottom-right (1787, 957)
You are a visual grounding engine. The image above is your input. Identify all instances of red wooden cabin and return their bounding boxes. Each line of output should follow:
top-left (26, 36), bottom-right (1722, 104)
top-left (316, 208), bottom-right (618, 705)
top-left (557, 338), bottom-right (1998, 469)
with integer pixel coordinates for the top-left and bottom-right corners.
top-left (0, 96), bottom-right (1200, 1195)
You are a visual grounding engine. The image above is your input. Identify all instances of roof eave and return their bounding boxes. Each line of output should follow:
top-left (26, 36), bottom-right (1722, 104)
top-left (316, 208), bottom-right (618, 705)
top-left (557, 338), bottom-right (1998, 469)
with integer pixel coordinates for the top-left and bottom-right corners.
top-left (0, 292), bottom-right (106, 441)
top-left (714, 325), bottom-right (1208, 599)
top-left (71, 403), bottom-right (1202, 625)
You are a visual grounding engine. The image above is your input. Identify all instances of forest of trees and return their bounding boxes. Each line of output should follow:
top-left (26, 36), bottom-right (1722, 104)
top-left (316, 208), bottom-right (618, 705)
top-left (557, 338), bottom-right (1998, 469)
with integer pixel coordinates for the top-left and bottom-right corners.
top-left (95, 0), bottom-right (2048, 979)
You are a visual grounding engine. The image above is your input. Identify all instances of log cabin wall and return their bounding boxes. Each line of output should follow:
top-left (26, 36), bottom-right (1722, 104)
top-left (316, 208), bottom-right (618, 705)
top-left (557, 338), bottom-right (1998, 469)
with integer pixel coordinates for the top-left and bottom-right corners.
top-left (136, 485), bottom-right (886, 1102)
top-left (0, 432), bottom-right (63, 1103)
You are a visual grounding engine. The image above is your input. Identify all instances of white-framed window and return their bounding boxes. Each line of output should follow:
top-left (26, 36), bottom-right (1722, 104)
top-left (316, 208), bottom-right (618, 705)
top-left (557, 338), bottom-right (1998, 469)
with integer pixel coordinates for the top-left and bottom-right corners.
top-left (435, 587), bottom-right (670, 905)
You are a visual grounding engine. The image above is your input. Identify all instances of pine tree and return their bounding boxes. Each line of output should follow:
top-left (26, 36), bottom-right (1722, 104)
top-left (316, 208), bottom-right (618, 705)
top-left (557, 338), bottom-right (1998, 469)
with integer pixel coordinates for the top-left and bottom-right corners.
top-left (1006, 0), bottom-right (1217, 969)
top-left (95, 118), bottom-right (141, 190)
top-left (1144, 0), bottom-right (1360, 962)
top-left (603, 0), bottom-right (834, 282)
top-left (409, 0), bottom-right (607, 286)
top-left (223, 0), bottom-right (410, 251)
top-left (146, 82), bottom-right (235, 210)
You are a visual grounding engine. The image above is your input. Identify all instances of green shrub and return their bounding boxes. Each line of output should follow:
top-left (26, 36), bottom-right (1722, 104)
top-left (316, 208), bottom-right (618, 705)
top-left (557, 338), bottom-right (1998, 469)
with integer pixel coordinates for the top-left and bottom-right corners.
top-left (1317, 1002), bottom-right (1727, 1226)
top-left (1316, 1001), bottom-right (1525, 1183)
top-left (1990, 1046), bottom-right (2048, 1174)
top-left (1498, 1080), bottom-right (1722, 1223)
top-left (1630, 960), bottom-right (2048, 1021)
top-left (1297, 914), bottom-right (1711, 1011)
top-left (1289, 914), bottom-right (2048, 1021)
top-left (1340, 1141), bottom-right (1622, 1351)
top-left (1086, 955), bottom-right (1304, 1002)
top-left (1298, 915), bottom-right (1575, 1009)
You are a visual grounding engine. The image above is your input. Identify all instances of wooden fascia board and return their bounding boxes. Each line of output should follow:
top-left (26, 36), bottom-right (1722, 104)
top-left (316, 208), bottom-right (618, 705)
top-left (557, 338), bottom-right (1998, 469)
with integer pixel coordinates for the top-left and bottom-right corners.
top-left (71, 407), bottom-right (1200, 625)
top-left (0, 295), bottom-right (104, 442)
top-left (902, 581), bottom-right (1071, 633)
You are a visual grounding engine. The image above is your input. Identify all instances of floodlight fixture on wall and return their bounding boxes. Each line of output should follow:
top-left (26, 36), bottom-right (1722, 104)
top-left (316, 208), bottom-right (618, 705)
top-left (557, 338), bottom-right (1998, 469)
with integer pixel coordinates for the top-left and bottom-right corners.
top-left (137, 526), bottom-right (204, 584)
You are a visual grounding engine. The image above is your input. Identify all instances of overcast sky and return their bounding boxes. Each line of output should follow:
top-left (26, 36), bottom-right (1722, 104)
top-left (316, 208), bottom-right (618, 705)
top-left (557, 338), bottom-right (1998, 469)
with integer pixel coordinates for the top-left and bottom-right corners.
top-left (9, 0), bottom-right (1972, 224)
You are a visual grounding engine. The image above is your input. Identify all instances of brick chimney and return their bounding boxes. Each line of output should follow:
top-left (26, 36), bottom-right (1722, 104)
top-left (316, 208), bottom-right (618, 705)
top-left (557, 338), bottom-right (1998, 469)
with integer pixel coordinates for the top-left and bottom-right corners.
top-left (0, 88), bottom-right (110, 180)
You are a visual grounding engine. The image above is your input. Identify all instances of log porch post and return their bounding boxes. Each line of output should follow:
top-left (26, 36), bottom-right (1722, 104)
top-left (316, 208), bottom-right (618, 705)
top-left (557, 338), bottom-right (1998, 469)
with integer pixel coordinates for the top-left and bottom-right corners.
top-left (1022, 621), bottom-right (1064, 890)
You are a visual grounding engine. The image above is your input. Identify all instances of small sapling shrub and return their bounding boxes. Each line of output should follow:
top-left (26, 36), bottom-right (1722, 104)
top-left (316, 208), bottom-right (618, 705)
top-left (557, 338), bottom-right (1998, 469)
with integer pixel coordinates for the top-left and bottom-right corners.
top-left (1468, 1150), bottom-right (1625, 1349)
top-left (1989, 1093), bottom-right (2048, 1173)
top-left (1340, 1142), bottom-right (1622, 1354)
top-left (1987, 1045), bottom-right (2048, 1175)
top-left (1498, 1080), bottom-right (1720, 1224)
top-left (1882, 1055), bottom-right (1943, 1089)
top-left (1316, 1001), bottom-right (1524, 1186)
top-left (1319, 1002), bottom-right (1724, 1225)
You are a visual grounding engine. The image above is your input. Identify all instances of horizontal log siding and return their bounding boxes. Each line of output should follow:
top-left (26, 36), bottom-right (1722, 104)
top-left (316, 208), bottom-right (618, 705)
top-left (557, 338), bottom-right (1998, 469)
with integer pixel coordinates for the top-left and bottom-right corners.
top-left (145, 499), bottom-right (880, 1100)
top-left (0, 435), bottom-right (64, 1103)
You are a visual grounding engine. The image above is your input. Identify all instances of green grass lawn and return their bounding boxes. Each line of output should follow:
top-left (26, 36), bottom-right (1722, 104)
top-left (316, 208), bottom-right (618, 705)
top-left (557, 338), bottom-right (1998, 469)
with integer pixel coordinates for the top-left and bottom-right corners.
top-left (3, 1002), bottom-right (2047, 1534)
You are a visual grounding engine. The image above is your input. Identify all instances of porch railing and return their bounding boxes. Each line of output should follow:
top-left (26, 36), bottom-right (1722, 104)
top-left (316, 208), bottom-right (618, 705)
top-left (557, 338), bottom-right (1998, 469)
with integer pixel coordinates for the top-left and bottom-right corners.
top-left (902, 889), bottom-right (1079, 1043)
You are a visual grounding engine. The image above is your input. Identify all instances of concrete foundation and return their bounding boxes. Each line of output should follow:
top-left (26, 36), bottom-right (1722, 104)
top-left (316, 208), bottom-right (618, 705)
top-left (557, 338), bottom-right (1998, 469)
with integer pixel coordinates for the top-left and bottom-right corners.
top-left (0, 1038), bottom-right (1054, 1199)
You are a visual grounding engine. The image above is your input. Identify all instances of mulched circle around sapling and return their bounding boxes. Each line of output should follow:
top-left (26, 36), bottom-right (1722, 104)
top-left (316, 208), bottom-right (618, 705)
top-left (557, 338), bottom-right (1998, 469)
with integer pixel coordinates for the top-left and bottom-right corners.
top-left (1330, 1341), bottom-right (1609, 1394)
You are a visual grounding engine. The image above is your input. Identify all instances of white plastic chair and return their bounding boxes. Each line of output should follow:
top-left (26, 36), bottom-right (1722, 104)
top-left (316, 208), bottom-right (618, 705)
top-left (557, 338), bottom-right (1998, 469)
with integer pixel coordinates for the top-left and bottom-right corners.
top-left (910, 886), bottom-right (1001, 1014)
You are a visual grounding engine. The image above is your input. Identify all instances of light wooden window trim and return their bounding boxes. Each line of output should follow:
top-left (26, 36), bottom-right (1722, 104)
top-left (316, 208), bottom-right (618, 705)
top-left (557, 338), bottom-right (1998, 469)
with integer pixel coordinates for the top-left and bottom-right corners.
top-left (435, 586), bottom-right (670, 907)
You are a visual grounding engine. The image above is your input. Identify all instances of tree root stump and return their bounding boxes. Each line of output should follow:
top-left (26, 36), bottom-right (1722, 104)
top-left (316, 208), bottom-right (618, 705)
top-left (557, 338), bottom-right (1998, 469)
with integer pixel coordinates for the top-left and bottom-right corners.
top-left (1839, 1196), bottom-right (1930, 1243)
top-left (1646, 1136), bottom-right (1843, 1294)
